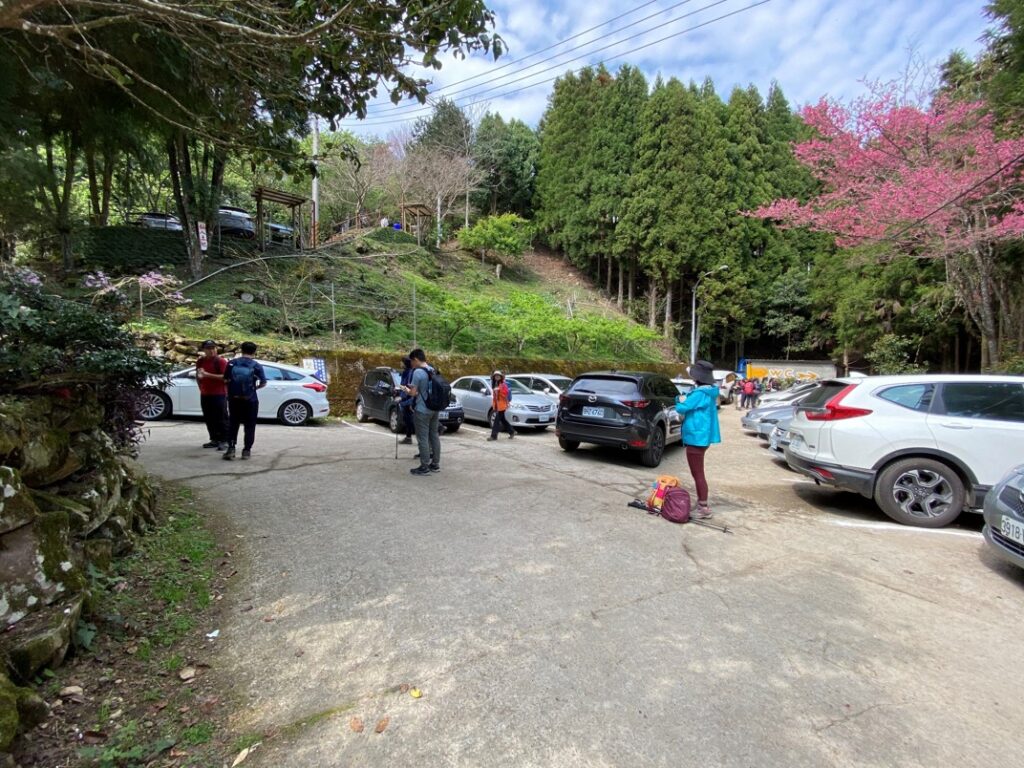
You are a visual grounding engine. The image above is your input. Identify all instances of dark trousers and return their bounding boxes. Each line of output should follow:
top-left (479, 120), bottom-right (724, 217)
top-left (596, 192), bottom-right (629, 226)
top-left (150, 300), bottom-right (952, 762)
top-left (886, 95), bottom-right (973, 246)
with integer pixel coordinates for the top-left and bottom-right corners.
top-left (490, 409), bottom-right (515, 438)
top-left (200, 394), bottom-right (228, 442)
top-left (228, 398), bottom-right (259, 451)
top-left (685, 445), bottom-right (709, 503)
top-left (402, 404), bottom-right (414, 437)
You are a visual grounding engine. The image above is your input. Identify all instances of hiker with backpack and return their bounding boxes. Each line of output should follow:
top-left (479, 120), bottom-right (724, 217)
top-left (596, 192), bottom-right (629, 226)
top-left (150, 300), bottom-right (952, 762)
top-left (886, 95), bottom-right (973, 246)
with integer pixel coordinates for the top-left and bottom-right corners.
top-left (740, 378), bottom-right (757, 409)
top-left (487, 370), bottom-right (516, 441)
top-left (674, 359), bottom-right (722, 519)
top-left (222, 341), bottom-right (267, 461)
top-left (402, 347), bottom-right (449, 476)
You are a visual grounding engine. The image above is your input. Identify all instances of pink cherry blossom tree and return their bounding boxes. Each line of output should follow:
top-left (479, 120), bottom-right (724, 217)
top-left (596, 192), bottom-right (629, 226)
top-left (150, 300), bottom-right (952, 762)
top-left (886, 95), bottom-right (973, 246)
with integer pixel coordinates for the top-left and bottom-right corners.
top-left (754, 84), bottom-right (1024, 368)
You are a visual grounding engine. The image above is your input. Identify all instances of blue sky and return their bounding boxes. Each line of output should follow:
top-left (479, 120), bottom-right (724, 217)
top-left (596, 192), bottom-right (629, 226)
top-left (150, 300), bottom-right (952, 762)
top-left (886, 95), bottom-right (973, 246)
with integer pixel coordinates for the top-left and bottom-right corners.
top-left (340, 0), bottom-right (992, 137)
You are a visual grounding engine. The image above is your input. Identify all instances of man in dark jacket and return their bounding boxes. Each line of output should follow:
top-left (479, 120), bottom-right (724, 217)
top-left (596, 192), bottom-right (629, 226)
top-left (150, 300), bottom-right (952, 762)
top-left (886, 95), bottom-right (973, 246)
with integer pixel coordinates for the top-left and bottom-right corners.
top-left (222, 341), bottom-right (267, 461)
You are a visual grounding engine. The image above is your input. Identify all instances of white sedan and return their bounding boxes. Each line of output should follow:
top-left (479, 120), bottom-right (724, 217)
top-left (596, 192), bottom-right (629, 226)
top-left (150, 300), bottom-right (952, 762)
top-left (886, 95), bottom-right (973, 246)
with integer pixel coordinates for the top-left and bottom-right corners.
top-left (138, 360), bottom-right (331, 426)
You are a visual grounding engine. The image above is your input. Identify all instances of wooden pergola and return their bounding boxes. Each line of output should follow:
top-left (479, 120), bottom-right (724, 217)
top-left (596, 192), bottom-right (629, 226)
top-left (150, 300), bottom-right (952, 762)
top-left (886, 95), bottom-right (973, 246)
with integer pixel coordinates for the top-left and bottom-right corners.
top-left (253, 187), bottom-right (309, 251)
top-left (401, 203), bottom-right (434, 246)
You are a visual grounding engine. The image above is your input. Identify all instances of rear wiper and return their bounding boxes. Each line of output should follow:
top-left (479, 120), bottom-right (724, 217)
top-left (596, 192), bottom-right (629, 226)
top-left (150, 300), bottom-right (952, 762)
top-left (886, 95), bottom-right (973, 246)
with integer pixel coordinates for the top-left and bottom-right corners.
top-left (573, 388), bottom-right (595, 394)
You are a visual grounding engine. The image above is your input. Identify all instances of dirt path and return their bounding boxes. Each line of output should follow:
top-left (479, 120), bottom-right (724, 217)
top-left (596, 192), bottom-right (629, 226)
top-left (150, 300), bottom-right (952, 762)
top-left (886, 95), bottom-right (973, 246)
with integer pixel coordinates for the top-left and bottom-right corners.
top-left (521, 247), bottom-right (622, 314)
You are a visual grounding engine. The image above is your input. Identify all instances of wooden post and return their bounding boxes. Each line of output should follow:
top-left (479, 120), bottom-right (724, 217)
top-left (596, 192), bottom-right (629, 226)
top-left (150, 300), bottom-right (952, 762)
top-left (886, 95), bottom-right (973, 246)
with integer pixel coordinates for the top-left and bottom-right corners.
top-left (256, 194), bottom-right (265, 252)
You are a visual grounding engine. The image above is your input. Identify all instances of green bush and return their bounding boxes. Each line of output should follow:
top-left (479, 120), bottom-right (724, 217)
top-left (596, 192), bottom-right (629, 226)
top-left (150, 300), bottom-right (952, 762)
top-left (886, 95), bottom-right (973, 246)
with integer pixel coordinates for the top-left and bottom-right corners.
top-left (0, 266), bottom-right (169, 446)
top-left (365, 227), bottom-right (418, 246)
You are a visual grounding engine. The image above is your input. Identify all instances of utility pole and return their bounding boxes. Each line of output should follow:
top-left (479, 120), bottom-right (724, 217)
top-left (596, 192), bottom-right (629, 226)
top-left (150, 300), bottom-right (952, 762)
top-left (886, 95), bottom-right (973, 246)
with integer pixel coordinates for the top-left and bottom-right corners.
top-left (436, 193), bottom-right (442, 248)
top-left (311, 117), bottom-right (320, 248)
top-left (412, 283), bottom-right (417, 347)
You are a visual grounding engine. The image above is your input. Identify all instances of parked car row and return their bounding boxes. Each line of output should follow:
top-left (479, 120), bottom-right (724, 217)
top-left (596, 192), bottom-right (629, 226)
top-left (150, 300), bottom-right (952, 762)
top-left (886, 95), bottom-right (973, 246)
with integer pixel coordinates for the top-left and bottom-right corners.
top-left (738, 374), bottom-right (1024, 565)
top-left (134, 208), bottom-right (292, 241)
top-left (355, 367), bottom-right (465, 433)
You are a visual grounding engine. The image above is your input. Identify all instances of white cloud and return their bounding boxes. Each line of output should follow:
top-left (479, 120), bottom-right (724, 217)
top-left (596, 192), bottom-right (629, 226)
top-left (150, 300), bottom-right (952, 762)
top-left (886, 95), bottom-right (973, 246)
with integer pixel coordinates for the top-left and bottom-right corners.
top-left (340, 0), bottom-right (991, 137)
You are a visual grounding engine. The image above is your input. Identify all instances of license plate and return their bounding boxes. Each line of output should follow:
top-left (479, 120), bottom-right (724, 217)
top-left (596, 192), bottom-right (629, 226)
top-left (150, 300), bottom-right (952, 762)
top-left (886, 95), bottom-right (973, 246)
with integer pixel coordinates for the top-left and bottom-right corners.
top-left (1001, 515), bottom-right (1024, 546)
top-left (581, 406), bottom-right (604, 418)
top-left (539, 415), bottom-right (550, 423)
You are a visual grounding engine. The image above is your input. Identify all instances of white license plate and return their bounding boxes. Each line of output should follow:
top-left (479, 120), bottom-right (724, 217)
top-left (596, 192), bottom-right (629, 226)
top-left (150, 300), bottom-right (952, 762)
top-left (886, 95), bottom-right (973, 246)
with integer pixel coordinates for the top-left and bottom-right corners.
top-left (539, 415), bottom-right (550, 423)
top-left (1001, 515), bottom-right (1024, 546)
top-left (581, 406), bottom-right (604, 418)
top-left (769, 434), bottom-right (780, 451)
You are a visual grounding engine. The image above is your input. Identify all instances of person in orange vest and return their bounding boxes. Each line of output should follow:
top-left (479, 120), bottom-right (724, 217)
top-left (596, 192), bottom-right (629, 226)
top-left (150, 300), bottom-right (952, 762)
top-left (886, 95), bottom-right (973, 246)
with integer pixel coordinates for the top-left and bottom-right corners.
top-left (487, 370), bottom-right (516, 441)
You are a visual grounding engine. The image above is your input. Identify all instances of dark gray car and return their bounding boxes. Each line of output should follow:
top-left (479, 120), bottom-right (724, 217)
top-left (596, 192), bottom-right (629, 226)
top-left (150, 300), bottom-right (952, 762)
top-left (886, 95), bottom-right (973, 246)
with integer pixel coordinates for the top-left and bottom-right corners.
top-left (982, 464), bottom-right (1024, 570)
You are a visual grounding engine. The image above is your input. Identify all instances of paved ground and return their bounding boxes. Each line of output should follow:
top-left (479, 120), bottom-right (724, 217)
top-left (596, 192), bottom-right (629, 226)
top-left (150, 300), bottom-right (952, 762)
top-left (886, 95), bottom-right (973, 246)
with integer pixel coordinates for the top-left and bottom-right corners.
top-left (137, 413), bottom-right (1024, 768)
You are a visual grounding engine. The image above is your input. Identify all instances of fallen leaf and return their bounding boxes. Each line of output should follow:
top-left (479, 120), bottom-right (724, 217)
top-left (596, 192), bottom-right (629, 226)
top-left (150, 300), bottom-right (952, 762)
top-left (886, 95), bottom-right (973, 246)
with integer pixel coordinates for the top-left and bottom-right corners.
top-left (294, 649), bottom-right (304, 657)
top-left (241, 605), bottom-right (254, 612)
top-left (178, 667), bottom-right (196, 682)
top-left (261, 616), bottom-right (275, 623)
top-left (82, 730), bottom-right (107, 744)
top-left (349, 716), bottom-right (364, 733)
top-left (170, 748), bottom-right (189, 758)
top-left (375, 717), bottom-right (389, 734)
top-left (398, 683), bottom-right (409, 694)
top-left (232, 743), bottom-right (259, 766)
top-left (151, 701), bottom-right (168, 712)
top-left (410, 688), bottom-right (422, 699)
top-left (59, 685), bottom-right (84, 697)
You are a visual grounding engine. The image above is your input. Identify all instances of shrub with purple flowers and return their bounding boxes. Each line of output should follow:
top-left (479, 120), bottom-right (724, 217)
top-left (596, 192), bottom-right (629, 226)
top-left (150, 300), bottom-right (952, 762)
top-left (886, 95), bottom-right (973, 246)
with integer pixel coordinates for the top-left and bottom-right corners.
top-left (83, 269), bottom-right (190, 321)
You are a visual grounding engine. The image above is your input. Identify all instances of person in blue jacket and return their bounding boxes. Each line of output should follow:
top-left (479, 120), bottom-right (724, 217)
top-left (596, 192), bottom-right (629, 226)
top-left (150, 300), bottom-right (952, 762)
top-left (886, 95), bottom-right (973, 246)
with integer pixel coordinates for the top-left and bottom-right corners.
top-left (674, 359), bottom-right (721, 518)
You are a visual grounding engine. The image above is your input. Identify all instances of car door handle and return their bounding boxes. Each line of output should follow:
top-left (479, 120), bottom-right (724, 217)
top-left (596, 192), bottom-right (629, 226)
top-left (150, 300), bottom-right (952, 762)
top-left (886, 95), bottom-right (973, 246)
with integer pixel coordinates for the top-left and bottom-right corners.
top-left (939, 422), bottom-right (972, 430)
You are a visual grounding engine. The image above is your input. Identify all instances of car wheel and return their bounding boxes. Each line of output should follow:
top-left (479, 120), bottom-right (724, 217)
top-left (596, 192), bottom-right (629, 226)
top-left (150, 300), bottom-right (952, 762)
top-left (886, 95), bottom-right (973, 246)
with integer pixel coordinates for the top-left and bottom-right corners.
top-left (874, 458), bottom-right (966, 528)
top-left (445, 424), bottom-right (461, 434)
top-left (138, 390), bottom-right (171, 421)
top-left (558, 437), bottom-right (580, 452)
top-left (278, 400), bottom-right (312, 426)
top-left (640, 425), bottom-right (666, 468)
top-left (355, 399), bottom-right (369, 422)
top-left (388, 407), bottom-right (401, 433)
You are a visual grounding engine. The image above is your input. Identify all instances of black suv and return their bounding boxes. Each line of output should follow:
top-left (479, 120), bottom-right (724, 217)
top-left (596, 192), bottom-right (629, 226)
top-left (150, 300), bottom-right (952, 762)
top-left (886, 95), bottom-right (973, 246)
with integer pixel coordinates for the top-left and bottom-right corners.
top-left (355, 367), bottom-right (464, 433)
top-left (556, 372), bottom-right (683, 467)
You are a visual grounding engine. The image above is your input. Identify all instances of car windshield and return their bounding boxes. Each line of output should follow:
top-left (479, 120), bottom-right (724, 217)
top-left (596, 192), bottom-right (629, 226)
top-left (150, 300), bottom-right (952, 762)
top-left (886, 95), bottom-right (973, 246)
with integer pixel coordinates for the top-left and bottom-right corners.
top-left (506, 378), bottom-right (532, 394)
top-left (547, 377), bottom-right (572, 390)
top-left (570, 377), bottom-right (638, 395)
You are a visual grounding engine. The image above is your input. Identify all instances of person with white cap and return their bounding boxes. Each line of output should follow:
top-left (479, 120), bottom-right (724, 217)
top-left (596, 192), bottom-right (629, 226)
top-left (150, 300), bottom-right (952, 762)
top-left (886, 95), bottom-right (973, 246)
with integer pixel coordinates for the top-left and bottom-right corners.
top-left (674, 359), bottom-right (721, 518)
top-left (487, 370), bottom-right (516, 441)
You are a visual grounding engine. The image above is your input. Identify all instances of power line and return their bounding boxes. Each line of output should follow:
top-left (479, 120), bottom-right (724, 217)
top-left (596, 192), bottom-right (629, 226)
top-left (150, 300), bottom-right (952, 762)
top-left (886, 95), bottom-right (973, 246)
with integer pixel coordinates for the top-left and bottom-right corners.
top-left (362, 0), bottom-right (697, 117)
top-left (348, 0), bottom-right (772, 128)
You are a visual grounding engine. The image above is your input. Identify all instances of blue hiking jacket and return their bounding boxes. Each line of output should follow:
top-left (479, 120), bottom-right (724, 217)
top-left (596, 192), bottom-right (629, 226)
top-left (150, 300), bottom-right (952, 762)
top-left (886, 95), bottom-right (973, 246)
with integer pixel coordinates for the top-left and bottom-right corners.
top-left (674, 385), bottom-right (721, 448)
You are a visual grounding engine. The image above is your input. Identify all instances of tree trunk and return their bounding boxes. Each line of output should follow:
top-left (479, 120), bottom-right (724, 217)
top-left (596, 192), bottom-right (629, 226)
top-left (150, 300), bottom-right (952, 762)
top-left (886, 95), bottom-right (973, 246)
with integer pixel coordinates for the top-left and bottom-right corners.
top-left (42, 132), bottom-right (80, 272)
top-left (168, 132), bottom-right (203, 279)
top-left (606, 256), bottom-right (613, 294)
top-left (647, 283), bottom-right (658, 330)
top-left (628, 256), bottom-right (636, 303)
top-left (663, 281), bottom-right (673, 338)
top-left (617, 261), bottom-right (624, 309)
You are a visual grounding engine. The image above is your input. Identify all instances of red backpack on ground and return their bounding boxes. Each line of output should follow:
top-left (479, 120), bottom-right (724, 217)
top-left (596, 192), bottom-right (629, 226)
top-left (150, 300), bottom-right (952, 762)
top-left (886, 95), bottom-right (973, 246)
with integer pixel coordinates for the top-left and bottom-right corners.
top-left (660, 487), bottom-right (692, 523)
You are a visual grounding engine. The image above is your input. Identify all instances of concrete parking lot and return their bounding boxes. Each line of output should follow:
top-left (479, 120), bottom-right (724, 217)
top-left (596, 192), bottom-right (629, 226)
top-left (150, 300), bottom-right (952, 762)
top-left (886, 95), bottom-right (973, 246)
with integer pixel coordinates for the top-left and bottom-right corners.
top-left (138, 414), bottom-right (1024, 767)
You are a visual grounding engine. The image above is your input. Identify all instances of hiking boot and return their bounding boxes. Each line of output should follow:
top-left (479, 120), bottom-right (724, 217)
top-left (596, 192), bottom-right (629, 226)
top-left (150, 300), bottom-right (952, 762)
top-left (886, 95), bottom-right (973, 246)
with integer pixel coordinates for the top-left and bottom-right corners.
top-left (222, 448), bottom-right (236, 461)
top-left (216, 442), bottom-right (228, 451)
top-left (487, 436), bottom-right (497, 441)
top-left (241, 449), bottom-right (251, 460)
top-left (693, 504), bottom-right (713, 519)
top-left (400, 436), bottom-right (413, 444)
top-left (428, 464), bottom-right (440, 473)
top-left (508, 429), bottom-right (516, 440)
top-left (410, 466), bottom-right (431, 476)
top-left (203, 441), bottom-right (219, 449)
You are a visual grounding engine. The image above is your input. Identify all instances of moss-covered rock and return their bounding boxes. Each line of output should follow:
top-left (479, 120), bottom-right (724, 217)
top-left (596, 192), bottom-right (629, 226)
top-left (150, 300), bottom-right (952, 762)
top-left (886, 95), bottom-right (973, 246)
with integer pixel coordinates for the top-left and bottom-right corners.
top-left (0, 467), bottom-right (38, 535)
top-left (2, 594), bottom-right (83, 682)
top-left (1, 511), bottom-right (82, 627)
top-left (0, 672), bottom-right (19, 751)
top-left (28, 490), bottom-right (90, 532)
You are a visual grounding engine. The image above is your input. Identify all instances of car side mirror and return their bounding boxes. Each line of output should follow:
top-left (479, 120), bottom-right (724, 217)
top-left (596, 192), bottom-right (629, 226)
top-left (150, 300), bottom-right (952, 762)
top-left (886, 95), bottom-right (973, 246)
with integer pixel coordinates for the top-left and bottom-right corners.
top-left (544, 387), bottom-right (552, 394)
top-left (484, 389), bottom-right (492, 396)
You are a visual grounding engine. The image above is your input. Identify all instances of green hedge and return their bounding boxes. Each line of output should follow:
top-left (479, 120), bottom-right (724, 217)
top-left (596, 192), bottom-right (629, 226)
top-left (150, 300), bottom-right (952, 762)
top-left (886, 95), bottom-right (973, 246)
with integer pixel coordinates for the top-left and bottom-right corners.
top-left (77, 227), bottom-right (187, 272)
top-left (365, 227), bottom-right (419, 246)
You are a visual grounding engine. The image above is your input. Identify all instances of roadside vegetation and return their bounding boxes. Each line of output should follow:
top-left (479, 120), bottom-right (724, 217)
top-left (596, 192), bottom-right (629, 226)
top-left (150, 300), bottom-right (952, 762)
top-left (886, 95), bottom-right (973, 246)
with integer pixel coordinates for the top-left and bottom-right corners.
top-left (13, 485), bottom-right (236, 768)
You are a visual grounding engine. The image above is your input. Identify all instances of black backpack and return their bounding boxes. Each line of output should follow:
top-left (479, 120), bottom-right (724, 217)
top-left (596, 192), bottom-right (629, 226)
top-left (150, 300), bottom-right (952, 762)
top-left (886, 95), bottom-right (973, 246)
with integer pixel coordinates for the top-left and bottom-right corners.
top-left (422, 368), bottom-right (452, 412)
top-left (228, 358), bottom-right (258, 399)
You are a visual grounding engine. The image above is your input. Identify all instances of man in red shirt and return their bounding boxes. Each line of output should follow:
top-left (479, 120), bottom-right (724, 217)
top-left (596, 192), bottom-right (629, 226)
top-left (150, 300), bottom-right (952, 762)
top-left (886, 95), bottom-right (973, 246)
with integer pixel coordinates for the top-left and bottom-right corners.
top-left (196, 340), bottom-right (229, 450)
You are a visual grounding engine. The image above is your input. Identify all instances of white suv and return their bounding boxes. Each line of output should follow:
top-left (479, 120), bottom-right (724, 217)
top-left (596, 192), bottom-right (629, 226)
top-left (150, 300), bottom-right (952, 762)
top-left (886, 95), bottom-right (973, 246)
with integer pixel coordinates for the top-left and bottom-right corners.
top-left (784, 375), bottom-right (1024, 527)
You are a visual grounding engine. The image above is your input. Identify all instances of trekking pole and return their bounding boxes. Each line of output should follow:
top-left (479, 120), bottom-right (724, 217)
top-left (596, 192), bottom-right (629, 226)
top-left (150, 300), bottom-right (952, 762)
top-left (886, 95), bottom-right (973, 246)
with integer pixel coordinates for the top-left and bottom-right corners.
top-left (692, 519), bottom-right (732, 534)
top-left (395, 429), bottom-right (399, 460)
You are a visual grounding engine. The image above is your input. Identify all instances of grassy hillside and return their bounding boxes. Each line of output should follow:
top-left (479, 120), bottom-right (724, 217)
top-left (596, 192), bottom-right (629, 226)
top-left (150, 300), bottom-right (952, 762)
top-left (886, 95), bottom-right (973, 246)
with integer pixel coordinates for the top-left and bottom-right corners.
top-left (132, 230), bottom-right (668, 362)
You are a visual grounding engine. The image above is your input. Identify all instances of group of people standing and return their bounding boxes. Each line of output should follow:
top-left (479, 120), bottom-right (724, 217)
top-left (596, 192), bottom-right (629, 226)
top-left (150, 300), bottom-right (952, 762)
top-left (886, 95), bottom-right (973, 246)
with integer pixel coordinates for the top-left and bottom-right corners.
top-left (196, 340), bottom-right (268, 461)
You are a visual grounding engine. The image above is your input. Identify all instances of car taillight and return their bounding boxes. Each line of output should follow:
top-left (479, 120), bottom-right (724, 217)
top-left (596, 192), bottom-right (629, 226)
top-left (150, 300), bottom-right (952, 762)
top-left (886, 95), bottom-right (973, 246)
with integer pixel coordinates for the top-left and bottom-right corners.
top-left (804, 384), bottom-right (871, 421)
top-left (303, 382), bottom-right (327, 393)
top-left (621, 399), bottom-right (649, 409)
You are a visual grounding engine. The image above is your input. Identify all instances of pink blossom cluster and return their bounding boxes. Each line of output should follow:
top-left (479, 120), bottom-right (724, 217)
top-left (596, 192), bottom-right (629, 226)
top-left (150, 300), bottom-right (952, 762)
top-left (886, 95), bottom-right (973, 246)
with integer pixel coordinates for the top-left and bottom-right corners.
top-left (82, 271), bottom-right (115, 292)
top-left (752, 84), bottom-right (1024, 256)
top-left (9, 267), bottom-right (43, 288)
